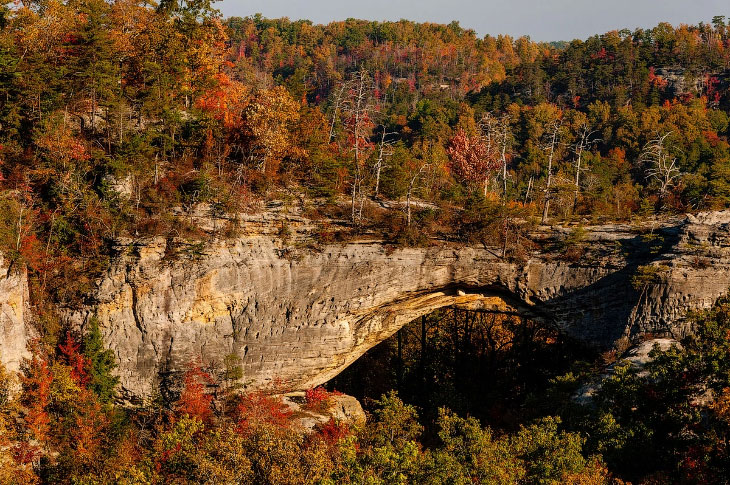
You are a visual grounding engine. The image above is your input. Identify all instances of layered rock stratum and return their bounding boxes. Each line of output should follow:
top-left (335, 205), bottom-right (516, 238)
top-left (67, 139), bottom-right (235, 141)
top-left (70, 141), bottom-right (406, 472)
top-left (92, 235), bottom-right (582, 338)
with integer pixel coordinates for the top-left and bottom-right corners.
top-left (4, 208), bottom-right (730, 401)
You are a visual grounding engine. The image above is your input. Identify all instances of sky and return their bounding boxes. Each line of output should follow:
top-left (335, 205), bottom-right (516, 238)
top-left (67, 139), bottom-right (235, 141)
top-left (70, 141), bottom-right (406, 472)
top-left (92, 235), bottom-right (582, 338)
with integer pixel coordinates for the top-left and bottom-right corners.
top-left (216, 0), bottom-right (729, 42)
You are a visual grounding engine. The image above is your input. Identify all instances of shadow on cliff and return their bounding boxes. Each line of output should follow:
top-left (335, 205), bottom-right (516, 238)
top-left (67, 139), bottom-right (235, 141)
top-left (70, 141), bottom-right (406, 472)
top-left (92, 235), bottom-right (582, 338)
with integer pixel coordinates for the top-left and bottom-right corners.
top-left (530, 223), bottom-right (683, 347)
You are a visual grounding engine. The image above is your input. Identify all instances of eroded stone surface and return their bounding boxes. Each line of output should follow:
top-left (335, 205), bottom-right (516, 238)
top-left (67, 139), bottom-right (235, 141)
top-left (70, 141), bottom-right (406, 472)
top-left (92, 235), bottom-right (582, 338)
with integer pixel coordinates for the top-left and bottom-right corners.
top-left (0, 255), bottom-right (31, 374)
top-left (58, 211), bottom-right (730, 401)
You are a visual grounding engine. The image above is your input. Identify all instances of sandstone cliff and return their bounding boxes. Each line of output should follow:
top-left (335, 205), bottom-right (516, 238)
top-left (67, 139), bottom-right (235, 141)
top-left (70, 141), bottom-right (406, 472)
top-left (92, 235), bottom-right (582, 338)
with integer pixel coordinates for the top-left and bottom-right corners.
top-left (3, 209), bottom-right (730, 400)
top-left (0, 254), bottom-right (31, 374)
top-left (60, 210), bottom-right (730, 402)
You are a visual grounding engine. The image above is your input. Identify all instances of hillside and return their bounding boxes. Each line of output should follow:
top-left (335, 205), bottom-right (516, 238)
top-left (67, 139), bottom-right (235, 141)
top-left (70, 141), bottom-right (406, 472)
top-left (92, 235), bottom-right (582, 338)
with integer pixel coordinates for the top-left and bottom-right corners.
top-left (2, 2), bottom-right (730, 483)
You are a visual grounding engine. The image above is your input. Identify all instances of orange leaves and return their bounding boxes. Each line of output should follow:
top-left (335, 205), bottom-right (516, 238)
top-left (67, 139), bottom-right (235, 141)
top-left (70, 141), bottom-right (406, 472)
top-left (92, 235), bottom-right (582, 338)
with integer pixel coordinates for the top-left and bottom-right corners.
top-left (704, 130), bottom-right (723, 147)
top-left (194, 72), bottom-right (248, 129)
top-left (70, 395), bottom-right (108, 466)
top-left (648, 67), bottom-right (668, 89)
top-left (34, 114), bottom-right (90, 166)
top-left (175, 365), bottom-right (215, 425)
top-left (235, 391), bottom-right (293, 433)
top-left (18, 233), bottom-right (44, 273)
top-left (712, 388), bottom-right (730, 423)
top-left (21, 355), bottom-right (53, 444)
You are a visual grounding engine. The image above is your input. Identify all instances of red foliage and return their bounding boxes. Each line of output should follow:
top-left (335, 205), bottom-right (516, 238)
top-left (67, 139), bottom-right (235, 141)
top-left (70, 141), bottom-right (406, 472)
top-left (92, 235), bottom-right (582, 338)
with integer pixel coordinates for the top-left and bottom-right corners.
top-left (22, 355), bottom-right (53, 444)
top-left (59, 332), bottom-right (89, 387)
top-left (679, 445), bottom-right (714, 484)
top-left (304, 386), bottom-right (341, 413)
top-left (156, 442), bottom-right (182, 473)
top-left (447, 129), bottom-right (499, 188)
top-left (705, 74), bottom-right (722, 106)
top-left (318, 418), bottom-right (350, 445)
top-left (175, 365), bottom-right (214, 424)
top-left (12, 441), bottom-right (42, 466)
top-left (19, 233), bottom-right (44, 273)
top-left (235, 391), bottom-right (293, 433)
top-left (591, 47), bottom-right (614, 61)
top-left (407, 75), bottom-right (416, 92)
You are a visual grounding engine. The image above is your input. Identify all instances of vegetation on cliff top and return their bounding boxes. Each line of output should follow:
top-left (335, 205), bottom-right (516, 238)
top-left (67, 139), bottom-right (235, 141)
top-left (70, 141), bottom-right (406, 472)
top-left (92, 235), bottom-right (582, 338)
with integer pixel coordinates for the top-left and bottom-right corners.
top-left (1, 1), bottom-right (730, 307)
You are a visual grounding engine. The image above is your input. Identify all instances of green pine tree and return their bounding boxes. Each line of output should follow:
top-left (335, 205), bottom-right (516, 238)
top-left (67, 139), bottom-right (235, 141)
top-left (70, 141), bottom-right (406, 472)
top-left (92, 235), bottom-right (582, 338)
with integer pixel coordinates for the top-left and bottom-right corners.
top-left (83, 317), bottom-right (120, 404)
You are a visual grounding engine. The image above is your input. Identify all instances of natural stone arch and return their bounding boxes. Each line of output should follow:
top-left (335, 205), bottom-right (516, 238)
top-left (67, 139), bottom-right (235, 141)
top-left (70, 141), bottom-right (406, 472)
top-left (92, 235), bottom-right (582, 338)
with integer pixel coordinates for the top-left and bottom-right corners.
top-left (52, 212), bottom-right (730, 401)
top-left (297, 286), bottom-right (549, 389)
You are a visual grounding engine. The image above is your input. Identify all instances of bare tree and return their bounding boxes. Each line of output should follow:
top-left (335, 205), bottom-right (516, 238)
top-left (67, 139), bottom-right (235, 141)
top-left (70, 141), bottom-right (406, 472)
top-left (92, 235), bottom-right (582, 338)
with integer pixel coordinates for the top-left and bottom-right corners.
top-left (344, 69), bottom-right (377, 225)
top-left (327, 81), bottom-right (349, 143)
top-left (640, 132), bottom-right (682, 205)
top-left (405, 159), bottom-right (430, 227)
top-left (496, 114), bottom-right (514, 200)
top-left (541, 119), bottom-right (562, 224)
top-left (570, 122), bottom-right (600, 211)
top-left (373, 125), bottom-right (396, 198)
top-left (477, 113), bottom-right (498, 196)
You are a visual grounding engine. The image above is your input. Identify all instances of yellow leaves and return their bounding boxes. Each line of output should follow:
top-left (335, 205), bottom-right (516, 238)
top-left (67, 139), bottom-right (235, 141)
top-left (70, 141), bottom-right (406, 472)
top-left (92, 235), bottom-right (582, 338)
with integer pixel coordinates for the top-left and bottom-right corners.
top-left (49, 362), bottom-right (83, 412)
top-left (34, 113), bottom-right (90, 168)
top-left (8, 1), bottom-right (77, 56)
top-left (109, 0), bottom-right (155, 60)
top-left (242, 86), bottom-right (302, 174)
top-left (712, 387), bottom-right (730, 424)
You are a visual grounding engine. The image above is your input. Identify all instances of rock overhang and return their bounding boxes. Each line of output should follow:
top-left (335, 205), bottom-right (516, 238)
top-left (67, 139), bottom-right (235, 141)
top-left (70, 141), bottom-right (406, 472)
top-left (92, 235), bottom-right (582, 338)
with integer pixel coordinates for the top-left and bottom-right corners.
top-left (4, 211), bottom-right (730, 402)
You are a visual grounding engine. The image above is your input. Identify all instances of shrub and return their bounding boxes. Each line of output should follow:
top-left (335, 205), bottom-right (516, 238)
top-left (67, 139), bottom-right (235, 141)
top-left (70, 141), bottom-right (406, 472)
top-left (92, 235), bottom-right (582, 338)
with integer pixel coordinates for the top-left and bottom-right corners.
top-left (304, 386), bottom-right (341, 413)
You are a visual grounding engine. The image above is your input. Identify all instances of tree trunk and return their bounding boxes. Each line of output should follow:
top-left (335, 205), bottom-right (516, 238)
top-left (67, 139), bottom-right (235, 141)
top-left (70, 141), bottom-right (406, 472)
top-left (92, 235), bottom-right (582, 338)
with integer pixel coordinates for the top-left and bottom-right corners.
top-left (375, 163), bottom-right (382, 198)
top-left (541, 125), bottom-right (558, 225)
top-left (406, 190), bottom-right (412, 227)
top-left (420, 316), bottom-right (427, 387)
top-left (397, 329), bottom-right (403, 391)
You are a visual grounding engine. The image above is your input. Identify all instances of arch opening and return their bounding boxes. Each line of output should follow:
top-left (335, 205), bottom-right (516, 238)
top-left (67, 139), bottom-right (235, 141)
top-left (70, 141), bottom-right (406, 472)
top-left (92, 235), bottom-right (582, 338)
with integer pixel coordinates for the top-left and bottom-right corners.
top-left (325, 299), bottom-right (597, 433)
top-left (301, 285), bottom-right (553, 390)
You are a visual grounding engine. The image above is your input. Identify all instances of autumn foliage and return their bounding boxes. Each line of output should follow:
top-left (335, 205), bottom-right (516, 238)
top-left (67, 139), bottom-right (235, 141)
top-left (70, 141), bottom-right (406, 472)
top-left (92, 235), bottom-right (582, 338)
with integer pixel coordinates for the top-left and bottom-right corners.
top-left (235, 390), bottom-right (294, 432)
top-left (175, 365), bottom-right (215, 424)
top-left (447, 129), bottom-right (498, 191)
top-left (1, 2), bottom-right (730, 482)
top-left (304, 386), bottom-right (341, 413)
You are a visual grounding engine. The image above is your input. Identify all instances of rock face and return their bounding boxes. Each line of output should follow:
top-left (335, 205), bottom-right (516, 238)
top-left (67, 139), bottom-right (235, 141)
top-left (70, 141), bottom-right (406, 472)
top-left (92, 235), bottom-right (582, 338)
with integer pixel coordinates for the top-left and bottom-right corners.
top-left (0, 254), bottom-right (31, 374)
top-left (574, 337), bottom-right (679, 404)
top-left (63, 211), bottom-right (730, 402)
top-left (653, 68), bottom-right (730, 98)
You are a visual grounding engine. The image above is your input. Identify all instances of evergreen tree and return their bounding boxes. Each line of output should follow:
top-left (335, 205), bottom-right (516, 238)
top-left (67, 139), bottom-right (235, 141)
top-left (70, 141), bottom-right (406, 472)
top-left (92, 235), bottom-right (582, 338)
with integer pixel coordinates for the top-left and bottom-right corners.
top-left (83, 317), bottom-right (119, 404)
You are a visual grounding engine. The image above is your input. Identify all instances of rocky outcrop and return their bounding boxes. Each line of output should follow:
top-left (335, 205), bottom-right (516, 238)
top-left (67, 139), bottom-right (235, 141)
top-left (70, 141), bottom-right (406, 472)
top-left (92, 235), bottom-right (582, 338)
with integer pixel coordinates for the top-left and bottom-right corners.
top-left (653, 68), bottom-right (730, 98)
top-left (574, 337), bottom-right (679, 404)
top-left (282, 392), bottom-right (366, 432)
top-left (64, 210), bottom-right (730, 402)
top-left (0, 254), bottom-right (31, 374)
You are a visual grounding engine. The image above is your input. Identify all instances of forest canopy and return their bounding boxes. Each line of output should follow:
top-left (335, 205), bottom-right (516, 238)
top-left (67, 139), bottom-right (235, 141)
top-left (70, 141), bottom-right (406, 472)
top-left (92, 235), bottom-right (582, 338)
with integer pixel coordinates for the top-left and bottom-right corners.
top-left (1, 2), bottom-right (730, 300)
top-left (2, 3), bottom-right (730, 482)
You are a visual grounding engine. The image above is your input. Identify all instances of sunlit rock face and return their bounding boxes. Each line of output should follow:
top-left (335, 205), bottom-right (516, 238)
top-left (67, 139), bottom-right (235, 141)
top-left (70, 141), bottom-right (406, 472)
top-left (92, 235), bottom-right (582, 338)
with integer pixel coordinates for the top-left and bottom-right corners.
top-left (0, 254), bottom-right (32, 374)
top-left (59, 210), bottom-right (730, 401)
